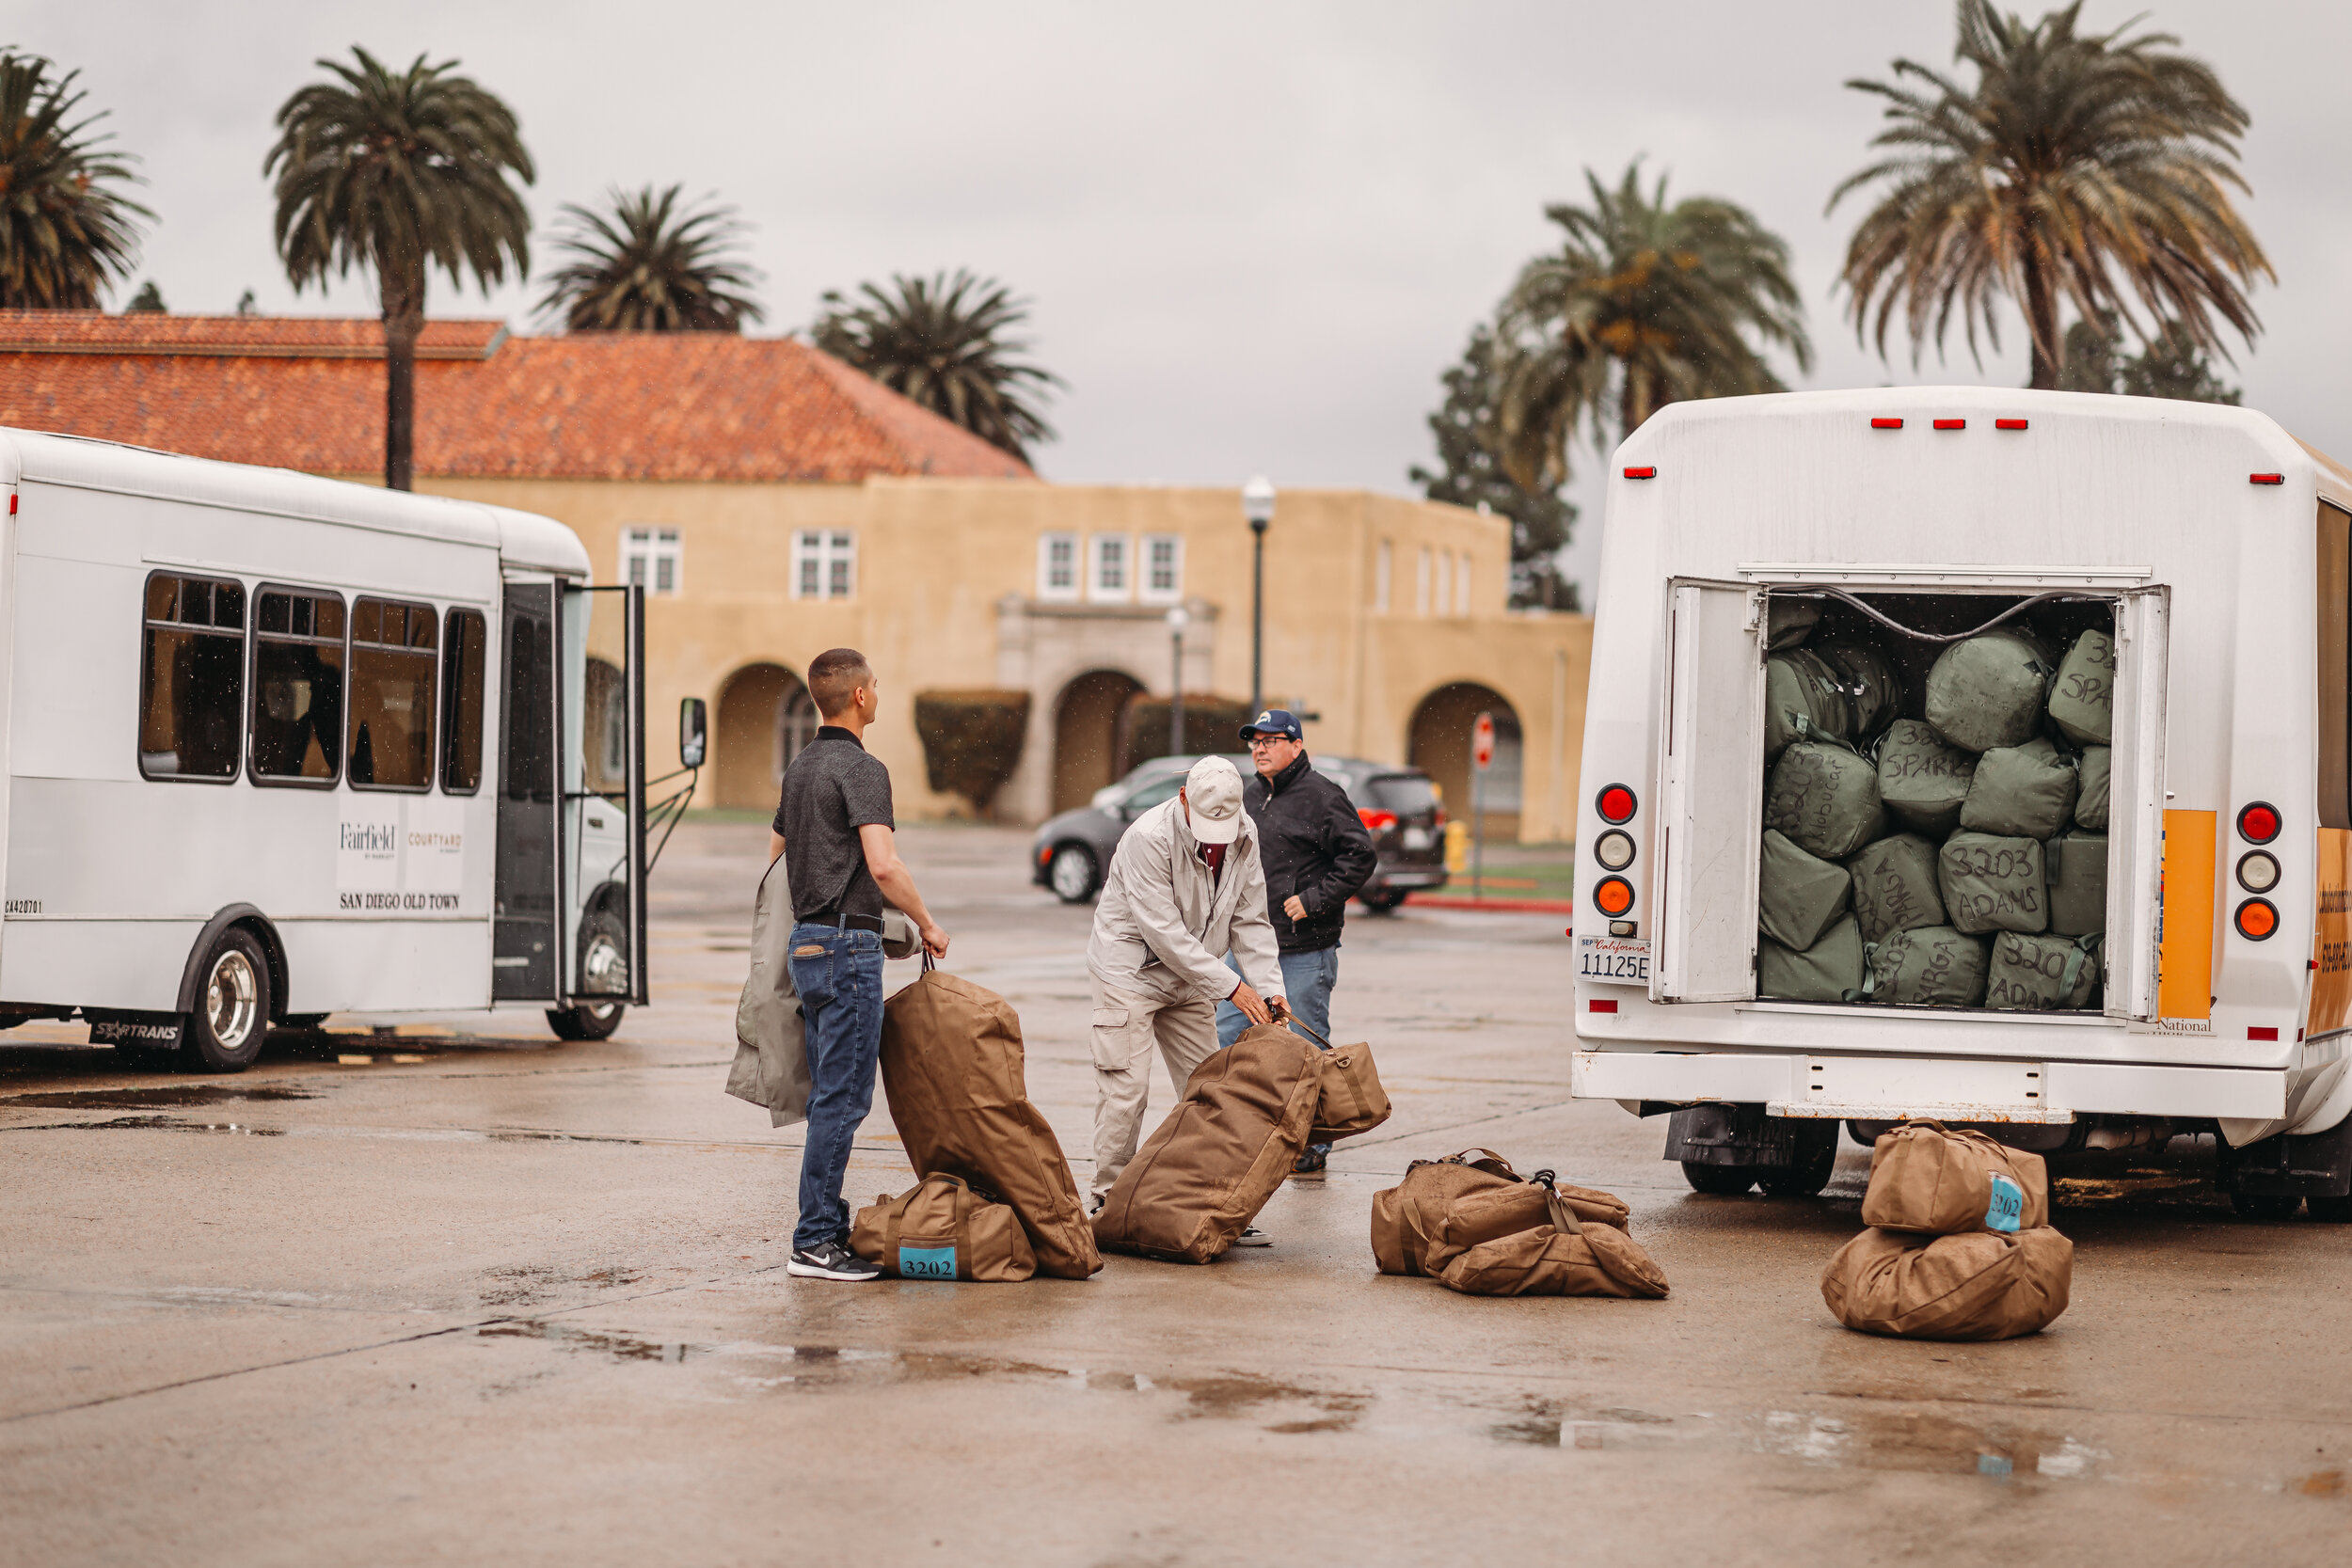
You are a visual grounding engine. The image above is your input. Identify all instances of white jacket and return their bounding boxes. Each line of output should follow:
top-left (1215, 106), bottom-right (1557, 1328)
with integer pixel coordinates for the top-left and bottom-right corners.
top-left (1088, 796), bottom-right (1283, 1005)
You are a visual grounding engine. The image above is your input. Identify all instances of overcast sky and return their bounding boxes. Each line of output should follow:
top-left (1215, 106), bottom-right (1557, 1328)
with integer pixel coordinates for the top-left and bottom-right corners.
top-left (15, 1), bottom-right (2352, 595)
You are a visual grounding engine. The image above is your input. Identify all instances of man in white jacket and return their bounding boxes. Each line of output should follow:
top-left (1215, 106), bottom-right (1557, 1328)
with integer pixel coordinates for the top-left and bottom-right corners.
top-left (1087, 756), bottom-right (1286, 1224)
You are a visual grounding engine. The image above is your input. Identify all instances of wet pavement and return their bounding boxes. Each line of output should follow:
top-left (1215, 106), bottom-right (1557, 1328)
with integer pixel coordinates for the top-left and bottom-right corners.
top-left (3, 820), bottom-right (2348, 1564)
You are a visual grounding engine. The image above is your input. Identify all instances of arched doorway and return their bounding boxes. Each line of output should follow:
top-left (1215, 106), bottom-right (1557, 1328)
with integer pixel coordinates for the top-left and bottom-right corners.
top-left (1409, 683), bottom-right (1522, 841)
top-left (1053, 669), bottom-right (1145, 814)
top-left (714, 662), bottom-right (813, 809)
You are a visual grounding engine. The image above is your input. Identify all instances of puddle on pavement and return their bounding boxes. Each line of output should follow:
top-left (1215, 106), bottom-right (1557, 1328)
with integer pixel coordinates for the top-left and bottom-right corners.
top-left (1490, 1399), bottom-right (1680, 1449)
top-left (4, 1084), bottom-right (320, 1109)
top-left (1756, 1407), bottom-right (2105, 1480)
top-left (1169, 1375), bottom-right (1367, 1433)
top-left (6, 1114), bottom-right (283, 1135)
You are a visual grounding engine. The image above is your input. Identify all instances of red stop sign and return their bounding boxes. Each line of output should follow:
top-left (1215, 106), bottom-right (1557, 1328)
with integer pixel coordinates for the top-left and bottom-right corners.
top-left (1472, 711), bottom-right (1495, 770)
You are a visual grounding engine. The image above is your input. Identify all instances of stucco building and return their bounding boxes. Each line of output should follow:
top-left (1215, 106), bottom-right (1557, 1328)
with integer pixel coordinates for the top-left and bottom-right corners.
top-left (0, 312), bottom-right (1592, 838)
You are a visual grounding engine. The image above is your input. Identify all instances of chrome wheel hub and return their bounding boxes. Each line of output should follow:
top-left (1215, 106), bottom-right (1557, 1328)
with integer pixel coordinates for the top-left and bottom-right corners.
top-left (206, 951), bottom-right (259, 1049)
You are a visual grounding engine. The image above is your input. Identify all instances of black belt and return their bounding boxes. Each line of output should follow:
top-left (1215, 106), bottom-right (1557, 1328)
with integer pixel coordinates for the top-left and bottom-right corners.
top-left (803, 911), bottom-right (884, 934)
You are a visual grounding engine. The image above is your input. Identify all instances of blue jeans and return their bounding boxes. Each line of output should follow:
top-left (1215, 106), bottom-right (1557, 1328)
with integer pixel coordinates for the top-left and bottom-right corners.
top-left (1216, 946), bottom-right (1340, 1049)
top-left (787, 923), bottom-right (885, 1251)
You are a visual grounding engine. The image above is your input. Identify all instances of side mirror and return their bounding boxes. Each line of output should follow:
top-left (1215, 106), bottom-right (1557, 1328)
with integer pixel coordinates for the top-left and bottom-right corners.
top-left (679, 696), bottom-right (707, 769)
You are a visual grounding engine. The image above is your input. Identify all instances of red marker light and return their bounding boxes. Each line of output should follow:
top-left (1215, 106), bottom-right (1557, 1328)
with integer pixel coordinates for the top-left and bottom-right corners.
top-left (1933, 419), bottom-right (1965, 431)
top-left (2237, 801), bottom-right (2280, 844)
top-left (2250, 473), bottom-right (2284, 485)
top-left (1624, 467), bottom-right (1656, 480)
top-left (1995, 419), bottom-right (2028, 431)
top-left (1588, 999), bottom-right (1618, 1014)
top-left (1596, 784), bottom-right (1638, 824)
top-left (1871, 418), bottom-right (1903, 430)
top-left (2249, 1025), bottom-right (2280, 1040)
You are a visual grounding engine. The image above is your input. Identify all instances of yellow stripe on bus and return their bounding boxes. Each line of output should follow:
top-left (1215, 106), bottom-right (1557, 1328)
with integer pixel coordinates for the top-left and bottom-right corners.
top-left (2157, 810), bottom-right (2217, 1022)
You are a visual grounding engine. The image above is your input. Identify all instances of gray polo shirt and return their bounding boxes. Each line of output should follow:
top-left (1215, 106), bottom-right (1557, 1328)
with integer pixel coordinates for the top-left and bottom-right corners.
top-left (772, 726), bottom-right (895, 921)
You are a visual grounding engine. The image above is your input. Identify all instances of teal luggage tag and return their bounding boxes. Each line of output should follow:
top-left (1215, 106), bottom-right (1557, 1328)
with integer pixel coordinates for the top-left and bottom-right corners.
top-left (898, 1243), bottom-right (957, 1279)
top-left (1984, 1172), bottom-right (2025, 1233)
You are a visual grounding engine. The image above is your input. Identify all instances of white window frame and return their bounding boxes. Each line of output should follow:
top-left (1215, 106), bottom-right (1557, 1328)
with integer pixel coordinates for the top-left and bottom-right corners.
top-left (1139, 533), bottom-right (1184, 604)
top-left (1037, 531), bottom-right (1079, 601)
top-left (792, 530), bottom-right (856, 601)
top-left (1454, 551), bottom-right (1471, 616)
top-left (621, 526), bottom-right (683, 597)
top-left (1415, 546), bottom-right (1432, 617)
top-left (1375, 539), bottom-right (1392, 613)
top-left (1089, 533), bottom-right (1133, 603)
top-left (1436, 551), bottom-right (1454, 619)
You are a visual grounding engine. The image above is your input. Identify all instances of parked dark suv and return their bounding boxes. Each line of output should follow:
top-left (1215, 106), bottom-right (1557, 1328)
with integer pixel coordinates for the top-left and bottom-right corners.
top-left (1028, 753), bottom-right (1448, 910)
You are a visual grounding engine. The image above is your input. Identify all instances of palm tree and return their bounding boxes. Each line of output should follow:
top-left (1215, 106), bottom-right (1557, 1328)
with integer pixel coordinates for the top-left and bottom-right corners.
top-left (536, 184), bottom-right (763, 332)
top-left (266, 48), bottom-right (532, 490)
top-left (1832, 0), bottom-right (2268, 390)
top-left (812, 270), bottom-right (1061, 461)
top-left (1491, 163), bottom-right (1808, 491)
top-left (0, 49), bottom-right (150, 309)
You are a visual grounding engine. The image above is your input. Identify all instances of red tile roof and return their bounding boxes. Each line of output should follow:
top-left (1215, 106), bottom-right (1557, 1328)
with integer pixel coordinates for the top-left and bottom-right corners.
top-left (0, 312), bottom-right (1034, 483)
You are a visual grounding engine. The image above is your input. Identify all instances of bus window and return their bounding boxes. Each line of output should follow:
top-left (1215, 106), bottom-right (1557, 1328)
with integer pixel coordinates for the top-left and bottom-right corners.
top-left (347, 597), bottom-right (437, 790)
top-left (251, 588), bottom-right (346, 784)
top-left (441, 608), bottom-right (486, 794)
top-left (2321, 505), bottom-right (2350, 831)
top-left (137, 572), bottom-right (245, 780)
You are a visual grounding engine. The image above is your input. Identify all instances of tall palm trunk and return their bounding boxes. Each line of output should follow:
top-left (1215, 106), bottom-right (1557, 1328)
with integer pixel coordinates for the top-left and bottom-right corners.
top-left (379, 255), bottom-right (425, 491)
top-left (1620, 363), bottom-right (1659, 436)
top-left (2020, 235), bottom-right (2060, 391)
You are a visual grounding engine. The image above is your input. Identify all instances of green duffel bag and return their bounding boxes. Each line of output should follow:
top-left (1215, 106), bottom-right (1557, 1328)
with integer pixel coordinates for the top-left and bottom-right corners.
top-left (1759, 913), bottom-right (1866, 1003)
top-left (1924, 629), bottom-right (2055, 752)
top-left (1959, 737), bottom-right (2079, 840)
top-left (1765, 740), bottom-right (1887, 861)
top-left (1864, 925), bottom-right (1990, 1006)
top-left (1939, 832), bottom-right (2048, 935)
top-left (2045, 832), bottom-right (2107, 936)
top-left (1847, 833), bottom-right (1947, 944)
top-left (1759, 829), bottom-right (1852, 951)
top-left (2074, 746), bottom-right (2109, 831)
top-left (2047, 628), bottom-right (2117, 747)
top-left (1764, 649), bottom-right (1851, 762)
top-left (1878, 719), bottom-right (1977, 835)
top-left (1984, 931), bottom-right (2102, 1010)
top-left (1820, 641), bottom-right (1904, 739)
top-left (1768, 598), bottom-right (1823, 651)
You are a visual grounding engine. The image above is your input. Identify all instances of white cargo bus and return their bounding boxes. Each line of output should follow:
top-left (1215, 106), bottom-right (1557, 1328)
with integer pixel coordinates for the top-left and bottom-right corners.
top-left (1570, 388), bottom-right (2352, 1220)
top-left (0, 429), bottom-right (685, 1070)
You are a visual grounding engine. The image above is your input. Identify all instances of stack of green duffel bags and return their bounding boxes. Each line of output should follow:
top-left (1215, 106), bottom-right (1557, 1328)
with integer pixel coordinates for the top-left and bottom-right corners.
top-left (1757, 611), bottom-right (2113, 1012)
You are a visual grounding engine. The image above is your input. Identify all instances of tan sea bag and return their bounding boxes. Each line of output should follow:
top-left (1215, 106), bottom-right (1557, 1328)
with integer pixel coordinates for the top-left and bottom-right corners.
top-left (880, 964), bottom-right (1101, 1279)
top-left (1861, 1119), bottom-right (2050, 1235)
top-left (1422, 1172), bottom-right (1630, 1275)
top-left (1435, 1180), bottom-right (1670, 1299)
top-left (1281, 1013), bottom-right (1391, 1141)
top-left (850, 1174), bottom-right (1037, 1282)
top-left (1093, 1022), bottom-right (1322, 1264)
top-left (1820, 1226), bottom-right (2072, 1340)
top-left (1370, 1148), bottom-right (1522, 1275)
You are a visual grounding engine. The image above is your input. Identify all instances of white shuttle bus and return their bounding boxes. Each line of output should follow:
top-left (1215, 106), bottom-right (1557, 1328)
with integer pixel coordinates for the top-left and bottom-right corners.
top-left (0, 429), bottom-right (686, 1070)
top-left (1570, 388), bottom-right (2352, 1220)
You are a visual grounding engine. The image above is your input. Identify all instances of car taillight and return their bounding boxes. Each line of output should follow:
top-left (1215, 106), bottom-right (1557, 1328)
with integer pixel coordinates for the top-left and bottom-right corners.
top-left (1359, 808), bottom-right (1398, 832)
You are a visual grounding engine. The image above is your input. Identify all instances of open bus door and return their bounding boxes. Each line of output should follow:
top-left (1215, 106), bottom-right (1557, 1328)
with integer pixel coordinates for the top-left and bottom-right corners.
top-left (558, 583), bottom-right (647, 1009)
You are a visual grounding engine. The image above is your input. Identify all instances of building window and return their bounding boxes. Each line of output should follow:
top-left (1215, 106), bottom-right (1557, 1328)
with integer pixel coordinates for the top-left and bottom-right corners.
top-left (793, 530), bottom-right (856, 600)
top-left (1375, 540), bottom-right (1392, 613)
top-left (1089, 534), bottom-right (1131, 601)
top-left (1455, 553), bottom-right (1472, 616)
top-left (622, 527), bottom-right (682, 596)
top-left (1038, 531), bottom-right (1079, 600)
top-left (1435, 551), bottom-right (1453, 620)
top-left (1140, 534), bottom-right (1183, 603)
top-left (138, 572), bottom-right (246, 781)
top-left (1416, 546), bottom-right (1432, 617)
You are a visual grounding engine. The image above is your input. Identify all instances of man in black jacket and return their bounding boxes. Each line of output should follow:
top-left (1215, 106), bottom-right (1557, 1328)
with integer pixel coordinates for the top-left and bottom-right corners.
top-left (1216, 709), bottom-right (1377, 1173)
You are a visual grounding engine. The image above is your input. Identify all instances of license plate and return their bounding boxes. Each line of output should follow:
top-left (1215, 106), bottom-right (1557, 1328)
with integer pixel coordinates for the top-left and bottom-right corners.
top-left (1577, 936), bottom-right (1651, 984)
top-left (1402, 827), bottom-right (1433, 850)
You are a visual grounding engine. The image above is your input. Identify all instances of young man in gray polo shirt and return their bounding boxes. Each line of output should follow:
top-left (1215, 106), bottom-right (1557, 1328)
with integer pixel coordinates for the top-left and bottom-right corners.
top-left (768, 647), bottom-right (948, 1280)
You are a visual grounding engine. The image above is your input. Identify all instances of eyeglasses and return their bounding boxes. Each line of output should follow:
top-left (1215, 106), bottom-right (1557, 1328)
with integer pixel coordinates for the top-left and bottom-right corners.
top-left (1248, 736), bottom-right (1289, 749)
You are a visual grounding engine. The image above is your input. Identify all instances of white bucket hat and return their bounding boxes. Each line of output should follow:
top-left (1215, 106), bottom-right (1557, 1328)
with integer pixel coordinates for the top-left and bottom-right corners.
top-left (1183, 755), bottom-right (1246, 845)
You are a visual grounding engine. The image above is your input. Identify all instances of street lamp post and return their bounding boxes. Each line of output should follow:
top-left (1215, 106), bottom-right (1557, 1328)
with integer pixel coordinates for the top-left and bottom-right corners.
top-left (1242, 476), bottom-right (1275, 715)
top-left (1166, 605), bottom-right (1189, 756)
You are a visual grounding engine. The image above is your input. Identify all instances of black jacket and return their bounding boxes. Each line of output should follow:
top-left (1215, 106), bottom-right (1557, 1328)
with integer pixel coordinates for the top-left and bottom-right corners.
top-left (1245, 752), bottom-right (1377, 955)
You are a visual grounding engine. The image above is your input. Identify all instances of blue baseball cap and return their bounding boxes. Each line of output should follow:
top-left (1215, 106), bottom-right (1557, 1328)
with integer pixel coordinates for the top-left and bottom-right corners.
top-left (1238, 708), bottom-right (1303, 742)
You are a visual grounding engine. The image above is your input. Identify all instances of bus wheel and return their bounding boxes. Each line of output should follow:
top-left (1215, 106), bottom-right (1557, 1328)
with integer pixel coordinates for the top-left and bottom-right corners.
top-left (547, 1003), bottom-right (625, 1042)
top-left (1681, 1162), bottom-right (1756, 1196)
top-left (184, 929), bottom-right (271, 1072)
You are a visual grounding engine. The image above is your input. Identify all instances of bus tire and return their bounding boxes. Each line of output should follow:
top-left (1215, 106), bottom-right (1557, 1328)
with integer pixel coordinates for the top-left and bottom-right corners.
top-left (183, 928), bottom-right (272, 1072)
top-left (547, 1002), bottom-right (624, 1042)
top-left (1681, 1162), bottom-right (1756, 1196)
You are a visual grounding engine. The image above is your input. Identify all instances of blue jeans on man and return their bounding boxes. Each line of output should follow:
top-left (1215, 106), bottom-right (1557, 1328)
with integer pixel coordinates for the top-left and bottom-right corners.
top-left (787, 923), bottom-right (886, 1251)
top-left (1216, 944), bottom-right (1339, 1049)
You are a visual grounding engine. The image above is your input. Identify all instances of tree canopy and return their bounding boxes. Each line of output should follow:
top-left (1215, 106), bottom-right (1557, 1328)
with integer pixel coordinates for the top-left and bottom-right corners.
top-left (0, 49), bottom-right (149, 309)
top-left (1410, 325), bottom-right (1580, 610)
top-left (812, 270), bottom-right (1061, 461)
top-left (537, 184), bottom-right (763, 332)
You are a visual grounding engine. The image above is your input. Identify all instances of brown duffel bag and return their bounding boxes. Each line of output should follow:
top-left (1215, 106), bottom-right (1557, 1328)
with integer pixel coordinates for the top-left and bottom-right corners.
top-left (1281, 1012), bottom-right (1391, 1141)
top-left (1093, 1022), bottom-right (1321, 1264)
top-left (879, 964), bottom-right (1102, 1279)
top-left (1371, 1148), bottom-right (1522, 1275)
top-left (1820, 1225), bottom-right (2072, 1340)
top-left (1435, 1180), bottom-right (1670, 1299)
top-left (1422, 1172), bottom-right (1630, 1275)
top-left (1861, 1119), bottom-right (2050, 1236)
top-left (850, 1173), bottom-right (1038, 1282)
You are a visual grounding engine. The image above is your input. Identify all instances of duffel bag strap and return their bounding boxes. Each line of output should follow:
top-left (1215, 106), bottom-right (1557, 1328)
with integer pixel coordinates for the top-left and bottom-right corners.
top-left (1536, 1172), bottom-right (1584, 1237)
top-left (1279, 1008), bottom-right (1335, 1052)
top-left (883, 1201), bottom-right (902, 1279)
top-left (1453, 1148), bottom-right (1519, 1178)
top-left (2060, 931), bottom-right (2103, 999)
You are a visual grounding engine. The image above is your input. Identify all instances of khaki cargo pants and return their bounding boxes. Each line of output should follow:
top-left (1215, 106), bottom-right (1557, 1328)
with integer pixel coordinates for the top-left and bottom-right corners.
top-left (1089, 974), bottom-right (1221, 1201)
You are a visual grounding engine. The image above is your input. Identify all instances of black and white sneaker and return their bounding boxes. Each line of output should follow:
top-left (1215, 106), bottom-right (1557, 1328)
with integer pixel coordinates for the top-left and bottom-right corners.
top-left (1232, 1227), bottom-right (1272, 1247)
top-left (788, 1240), bottom-right (881, 1281)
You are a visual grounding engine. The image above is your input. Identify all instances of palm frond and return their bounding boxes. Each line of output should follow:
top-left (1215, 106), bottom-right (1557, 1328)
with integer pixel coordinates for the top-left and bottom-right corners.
top-left (811, 269), bottom-right (1063, 460)
top-left (0, 48), bottom-right (151, 309)
top-left (535, 184), bottom-right (763, 332)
